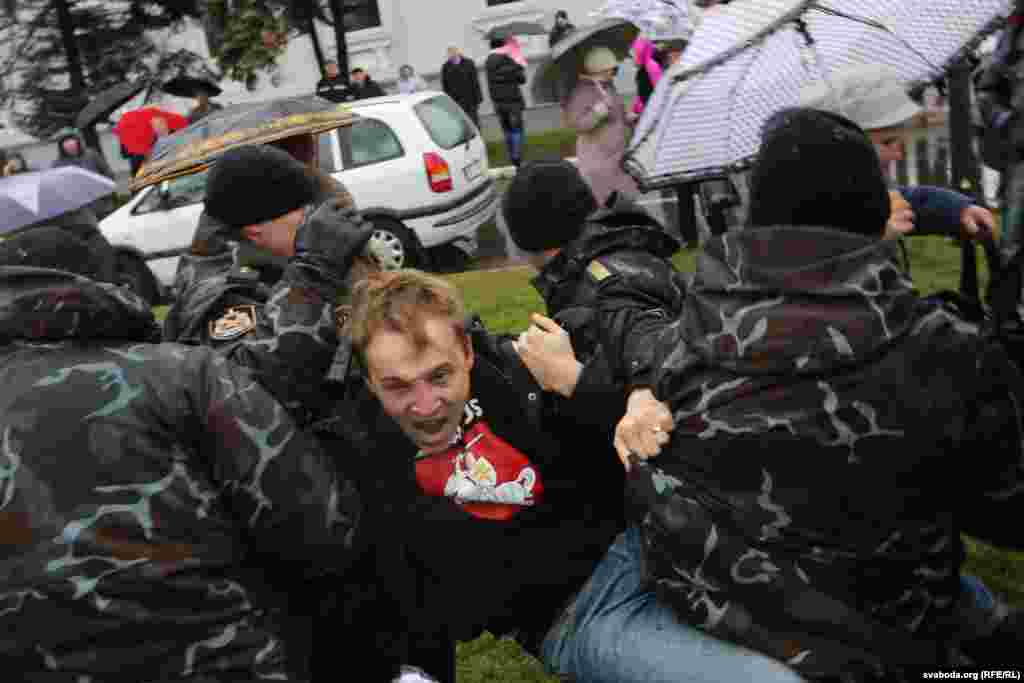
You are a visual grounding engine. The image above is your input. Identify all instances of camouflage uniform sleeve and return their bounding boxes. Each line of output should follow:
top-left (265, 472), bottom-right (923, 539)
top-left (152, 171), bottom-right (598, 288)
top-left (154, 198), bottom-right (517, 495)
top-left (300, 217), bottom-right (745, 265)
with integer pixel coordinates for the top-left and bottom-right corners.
top-left (189, 347), bottom-right (361, 576)
top-left (218, 257), bottom-right (344, 418)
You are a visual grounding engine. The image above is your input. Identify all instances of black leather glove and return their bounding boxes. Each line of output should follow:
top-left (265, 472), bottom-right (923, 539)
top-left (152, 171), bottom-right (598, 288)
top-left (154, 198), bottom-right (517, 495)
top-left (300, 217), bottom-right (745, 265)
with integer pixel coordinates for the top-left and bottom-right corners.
top-left (293, 199), bottom-right (375, 277)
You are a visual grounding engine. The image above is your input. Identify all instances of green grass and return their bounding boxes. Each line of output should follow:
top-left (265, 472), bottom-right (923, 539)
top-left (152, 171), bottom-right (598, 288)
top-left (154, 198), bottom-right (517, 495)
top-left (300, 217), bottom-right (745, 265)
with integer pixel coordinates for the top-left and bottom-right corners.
top-left (154, 235), bottom-right (1021, 681)
top-left (485, 128), bottom-right (577, 168)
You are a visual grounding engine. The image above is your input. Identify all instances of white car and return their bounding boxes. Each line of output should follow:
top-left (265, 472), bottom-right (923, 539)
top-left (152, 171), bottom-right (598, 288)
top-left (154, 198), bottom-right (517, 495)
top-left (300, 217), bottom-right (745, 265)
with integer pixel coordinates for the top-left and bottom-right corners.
top-left (100, 91), bottom-right (498, 301)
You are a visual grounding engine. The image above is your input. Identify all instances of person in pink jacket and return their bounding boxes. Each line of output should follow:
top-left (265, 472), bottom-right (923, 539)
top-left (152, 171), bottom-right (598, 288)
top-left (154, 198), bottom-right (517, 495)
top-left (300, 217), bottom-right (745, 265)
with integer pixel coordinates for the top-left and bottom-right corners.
top-left (631, 37), bottom-right (663, 118)
top-left (562, 46), bottom-right (638, 206)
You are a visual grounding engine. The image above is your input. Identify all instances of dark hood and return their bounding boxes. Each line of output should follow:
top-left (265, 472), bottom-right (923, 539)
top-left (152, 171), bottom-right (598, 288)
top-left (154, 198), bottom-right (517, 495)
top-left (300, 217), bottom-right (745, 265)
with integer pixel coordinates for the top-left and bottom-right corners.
top-left (680, 226), bottom-right (919, 376)
top-left (0, 267), bottom-right (158, 343)
top-left (531, 199), bottom-right (678, 311)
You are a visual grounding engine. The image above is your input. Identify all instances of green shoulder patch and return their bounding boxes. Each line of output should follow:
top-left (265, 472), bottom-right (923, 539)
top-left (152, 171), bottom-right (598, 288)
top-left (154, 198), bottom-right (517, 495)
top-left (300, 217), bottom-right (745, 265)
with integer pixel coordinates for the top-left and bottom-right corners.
top-left (587, 259), bottom-right (612, 282)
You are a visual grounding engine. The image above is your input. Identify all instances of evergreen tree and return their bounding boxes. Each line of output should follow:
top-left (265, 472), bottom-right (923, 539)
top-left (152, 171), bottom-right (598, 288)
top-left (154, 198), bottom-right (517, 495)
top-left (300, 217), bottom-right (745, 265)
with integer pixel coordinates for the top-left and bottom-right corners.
top-left (4, 0), bottom-right (200, 139)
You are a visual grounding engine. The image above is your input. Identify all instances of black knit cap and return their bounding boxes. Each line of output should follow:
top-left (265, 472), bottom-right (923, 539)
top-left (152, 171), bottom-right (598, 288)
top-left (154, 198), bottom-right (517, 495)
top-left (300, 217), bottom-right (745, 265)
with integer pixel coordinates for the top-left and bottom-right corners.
top-left (502, 159), bottom-right (599, 252)
top-left (0, 226), bottom-right (104, 280)
top-left (748, 107), bottom-right (890, 236)
top-left (204, 144), bottom-right (320, 230)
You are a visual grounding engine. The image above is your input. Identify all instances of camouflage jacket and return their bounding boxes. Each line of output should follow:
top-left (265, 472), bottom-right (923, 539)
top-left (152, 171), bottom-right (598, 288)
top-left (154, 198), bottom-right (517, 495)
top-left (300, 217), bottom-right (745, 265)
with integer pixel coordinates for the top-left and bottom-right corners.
top-left (0, 267), bottom-right (360, 681)
top-left (163, 227), bottom-right (347, 423)
top-left (631, 227), bottom-right (1024, 681)
top-left (530, 197), bottom-right (685, 389)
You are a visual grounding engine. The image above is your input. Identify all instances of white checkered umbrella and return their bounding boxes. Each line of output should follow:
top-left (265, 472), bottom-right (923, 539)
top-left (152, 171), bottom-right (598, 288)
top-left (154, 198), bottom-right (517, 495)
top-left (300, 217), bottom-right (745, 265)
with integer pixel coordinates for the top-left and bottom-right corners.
top-left (591, 0), bottom-right (696, 42)
top-left (625, 0), bottom-right (1012, 189)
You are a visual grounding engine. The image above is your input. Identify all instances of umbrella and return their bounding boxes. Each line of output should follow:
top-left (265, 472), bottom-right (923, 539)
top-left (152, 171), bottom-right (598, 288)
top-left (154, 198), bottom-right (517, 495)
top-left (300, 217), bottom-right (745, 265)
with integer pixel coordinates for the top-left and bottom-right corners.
top-left (482, 21), bottom-right (548, 41)
top-left (0, 167), bottom-right (116, 234)
top-left (532, 19), bottom-right (640, 104)
top-left (129, 95), bottom-right (359, 192)
top-left (624, 0), bottom-right (1011, 189)
top-left (74, 79), bottom-right (150, 129)
top-left (113, 107), bottom-right (189, 157)
top-left (590, 0), bottom-right (696, 42)
top-left (161, 75), bottom-right (223, 99)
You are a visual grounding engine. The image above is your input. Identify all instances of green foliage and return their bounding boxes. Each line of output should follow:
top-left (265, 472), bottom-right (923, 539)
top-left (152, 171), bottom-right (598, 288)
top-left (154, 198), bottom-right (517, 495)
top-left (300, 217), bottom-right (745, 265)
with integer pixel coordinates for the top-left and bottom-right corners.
top-left (206, 0), bottom-right (288, 89)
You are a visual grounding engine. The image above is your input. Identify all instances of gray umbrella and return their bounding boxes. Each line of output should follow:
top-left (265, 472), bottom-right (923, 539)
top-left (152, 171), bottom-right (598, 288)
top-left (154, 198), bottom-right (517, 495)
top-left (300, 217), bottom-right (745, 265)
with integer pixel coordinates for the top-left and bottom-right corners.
top-left (0, 167), bottom-right (116, 234)
top-left (532, 19), bottom-right (640, 103)
top-left (483, 21), bottom-right (548, 41)
top-left (74, 79), bottom-right (151, 130)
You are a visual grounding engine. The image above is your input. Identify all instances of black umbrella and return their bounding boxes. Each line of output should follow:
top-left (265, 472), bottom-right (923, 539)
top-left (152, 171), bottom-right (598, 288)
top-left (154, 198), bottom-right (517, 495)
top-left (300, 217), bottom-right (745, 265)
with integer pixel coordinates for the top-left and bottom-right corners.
top-left (161, 75), bottom-right (223, 99)
top-left (130, 95), bottom-right (359, 192)
top-left (483, 21), bottom-right (548, 41)
top-left (532, 19), bottom-right (640, 104)
top-left (74, 79), bottom-right (150, 129)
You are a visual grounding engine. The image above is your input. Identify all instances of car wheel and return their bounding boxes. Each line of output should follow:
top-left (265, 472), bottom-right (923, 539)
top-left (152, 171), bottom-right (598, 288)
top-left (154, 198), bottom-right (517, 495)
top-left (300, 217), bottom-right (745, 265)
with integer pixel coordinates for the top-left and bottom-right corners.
top-left (117, 252), bottom-right (160, 305)
top-left (366, 217), bottom-right (430, 271)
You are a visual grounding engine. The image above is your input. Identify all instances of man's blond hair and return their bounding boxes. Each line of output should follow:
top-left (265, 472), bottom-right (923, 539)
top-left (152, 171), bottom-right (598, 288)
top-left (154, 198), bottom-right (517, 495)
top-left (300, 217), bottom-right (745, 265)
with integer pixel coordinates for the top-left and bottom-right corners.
top-left (347, 269), bottom-right (467, 360)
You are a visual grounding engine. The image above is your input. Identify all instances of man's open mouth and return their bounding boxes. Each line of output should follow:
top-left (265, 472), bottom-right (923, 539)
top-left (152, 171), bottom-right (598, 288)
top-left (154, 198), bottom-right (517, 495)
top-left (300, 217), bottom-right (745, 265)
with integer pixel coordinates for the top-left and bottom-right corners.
top-left (414, 416), bottom-right (449, 435)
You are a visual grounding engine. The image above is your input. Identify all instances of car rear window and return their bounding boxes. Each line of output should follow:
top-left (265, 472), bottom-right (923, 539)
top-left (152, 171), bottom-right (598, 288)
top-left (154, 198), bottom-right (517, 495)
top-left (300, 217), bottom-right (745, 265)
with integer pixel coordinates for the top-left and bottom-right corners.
top-left (338, 118), bottom-right (405, 169)
top-left (414, 95), bottom-right (475, 149)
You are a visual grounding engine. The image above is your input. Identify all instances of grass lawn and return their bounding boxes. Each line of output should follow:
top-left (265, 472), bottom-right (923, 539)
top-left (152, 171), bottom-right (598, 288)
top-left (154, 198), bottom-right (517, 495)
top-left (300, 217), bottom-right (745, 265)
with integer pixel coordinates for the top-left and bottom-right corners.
top-left (155, 235), bottom-right (1022, 681)
top-left (485, 128), bottom-right (577, 168)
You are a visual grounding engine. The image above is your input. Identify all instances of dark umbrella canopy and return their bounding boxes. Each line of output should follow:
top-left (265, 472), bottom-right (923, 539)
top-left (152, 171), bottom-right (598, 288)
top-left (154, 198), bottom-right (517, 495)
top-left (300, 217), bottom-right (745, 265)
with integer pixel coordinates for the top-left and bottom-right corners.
top-left (161, 76), bottom-right (223, 99)
top-left (74, 79), bottom-right (150, 129)
top-left (532, 19), bottom-right (640, 103)
top-left (483, 21), bottom-right (548, 41)
top-left (129, 95), bottom-right (359, 191)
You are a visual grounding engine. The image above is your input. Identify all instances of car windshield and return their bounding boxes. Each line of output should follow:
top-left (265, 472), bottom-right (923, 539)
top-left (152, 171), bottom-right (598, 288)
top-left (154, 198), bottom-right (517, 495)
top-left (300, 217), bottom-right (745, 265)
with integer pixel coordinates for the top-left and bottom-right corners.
top-left (134, 170), bottom-right (208, 214)
top-left (414, 95), bottom-right (475, 150)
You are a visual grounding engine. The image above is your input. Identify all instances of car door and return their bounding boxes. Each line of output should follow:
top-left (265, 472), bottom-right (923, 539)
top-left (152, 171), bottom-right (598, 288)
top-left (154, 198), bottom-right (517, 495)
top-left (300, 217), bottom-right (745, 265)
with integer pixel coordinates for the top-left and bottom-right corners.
top-left (106, 172), bottom-right (207, 258)
top-left (328, 115), bottom-right (427, 213)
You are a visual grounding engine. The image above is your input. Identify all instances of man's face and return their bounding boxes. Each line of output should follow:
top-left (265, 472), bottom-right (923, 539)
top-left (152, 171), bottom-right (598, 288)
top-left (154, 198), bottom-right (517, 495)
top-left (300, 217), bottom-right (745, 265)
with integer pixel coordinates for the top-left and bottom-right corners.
top-left (868, 127), bottom-right (906, 172)
top-left (241, 206), bottom-right (306, 258)
top-left (352, 70), bottom-right (366, 84)
top-left (325, 62), bottom-right (339, 78)
top-left (61, 138), bottom-right (80, 156)
top-left (447, 47), bottom-right (460, 61)
top-left (365, 314), bottom-right (474, 454)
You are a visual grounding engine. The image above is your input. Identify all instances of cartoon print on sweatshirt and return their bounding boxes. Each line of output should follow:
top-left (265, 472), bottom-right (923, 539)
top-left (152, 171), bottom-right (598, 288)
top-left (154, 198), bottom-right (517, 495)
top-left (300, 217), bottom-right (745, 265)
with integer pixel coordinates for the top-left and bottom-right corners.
top-left (414, 398), bottom-right (544, 521)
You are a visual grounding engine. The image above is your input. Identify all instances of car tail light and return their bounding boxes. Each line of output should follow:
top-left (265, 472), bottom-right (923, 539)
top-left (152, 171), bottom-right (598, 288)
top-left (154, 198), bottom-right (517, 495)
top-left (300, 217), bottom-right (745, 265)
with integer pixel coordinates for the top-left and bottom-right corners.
top-left (423, 152), bottom-right (453, 193)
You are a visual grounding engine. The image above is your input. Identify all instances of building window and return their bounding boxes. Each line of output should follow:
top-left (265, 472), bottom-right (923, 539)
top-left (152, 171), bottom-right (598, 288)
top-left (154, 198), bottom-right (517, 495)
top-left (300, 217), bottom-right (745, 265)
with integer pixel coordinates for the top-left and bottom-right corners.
top-left (316, 0), bottom-right (381, 32)
top-left (342, 0), bottom-right (381, 31)
top-left (485, 0), bottom-right (521, 6)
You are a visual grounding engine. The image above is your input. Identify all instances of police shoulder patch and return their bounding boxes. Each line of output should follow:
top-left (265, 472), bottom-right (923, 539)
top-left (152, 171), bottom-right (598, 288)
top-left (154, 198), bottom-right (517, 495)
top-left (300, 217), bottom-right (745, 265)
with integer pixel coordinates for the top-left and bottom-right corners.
top-left (587, 259), bottom-right (612, 282)
top-left (209, 304), bottom-right (258, 341)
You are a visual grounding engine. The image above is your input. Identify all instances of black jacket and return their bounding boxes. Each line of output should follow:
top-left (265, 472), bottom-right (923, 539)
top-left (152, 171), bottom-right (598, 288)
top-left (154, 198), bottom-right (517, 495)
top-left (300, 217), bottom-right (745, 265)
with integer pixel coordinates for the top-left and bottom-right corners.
top-left (633, 227), bottom-right (1024, 680)
top-left (351, 76), bottom-right (386, 100)
top-left (316, 75), bottom-right (353, 103)
top-left (0, 266), bottom-right (360, 681)
top-left (312, 317), bottom-right (628, 682)
top-left (531, 197), bottom-right (685, 389)
top-left (975, 13), bottom-right (1024, 171)
top-left (441, 57), bottom-right (483, 113)
top-left (485, 53), bottom-right (526, 111)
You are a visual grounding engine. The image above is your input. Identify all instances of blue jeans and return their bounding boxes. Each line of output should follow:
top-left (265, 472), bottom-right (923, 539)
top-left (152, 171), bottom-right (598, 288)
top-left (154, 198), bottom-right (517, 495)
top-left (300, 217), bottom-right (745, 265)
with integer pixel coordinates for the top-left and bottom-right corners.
top-left (540, 526), bottom-right (807, 683)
